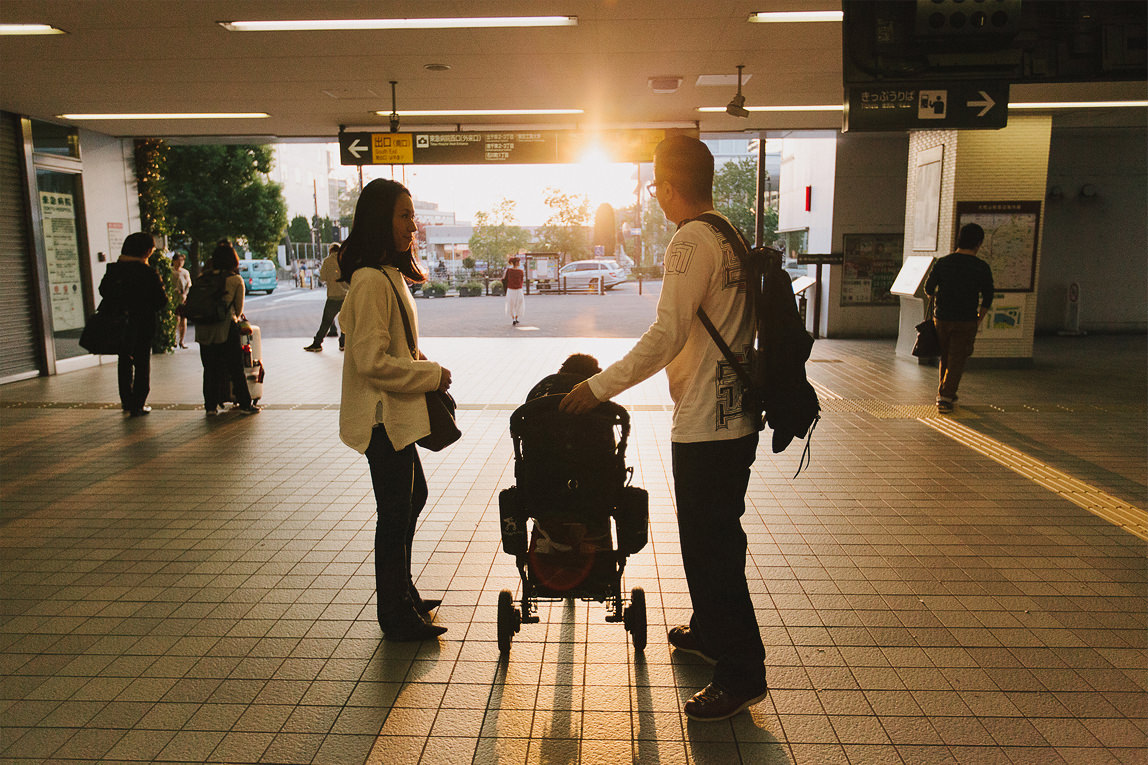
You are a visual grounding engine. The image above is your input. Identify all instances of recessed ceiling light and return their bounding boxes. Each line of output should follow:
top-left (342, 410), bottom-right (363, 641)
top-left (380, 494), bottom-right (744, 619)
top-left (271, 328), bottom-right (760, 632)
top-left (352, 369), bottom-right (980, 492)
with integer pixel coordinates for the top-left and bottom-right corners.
top-left (649, 77), bottom-right (683, 94)
top-left (0, 23), bottom-right (66, 35)
top-left (424, 63), bottom-right (452, 72)
top-left (697, 105), bottom-right (843, 113)
top-left (377, 109), bottom-right (584, 117)
top-left (747, 11), bottom-right (842, 23)
top-left (219, 17), bottom-right (578, 32)
top-left (58, 113), bottom-right (270, 120)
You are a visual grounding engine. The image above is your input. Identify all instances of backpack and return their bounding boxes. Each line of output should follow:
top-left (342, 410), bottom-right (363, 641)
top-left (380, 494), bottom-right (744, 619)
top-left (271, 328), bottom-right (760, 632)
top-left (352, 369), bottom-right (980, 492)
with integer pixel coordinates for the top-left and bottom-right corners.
top-left (183, 270), bottom-right (230, 324)
top-left (693, 213), bottom-right (821, 474)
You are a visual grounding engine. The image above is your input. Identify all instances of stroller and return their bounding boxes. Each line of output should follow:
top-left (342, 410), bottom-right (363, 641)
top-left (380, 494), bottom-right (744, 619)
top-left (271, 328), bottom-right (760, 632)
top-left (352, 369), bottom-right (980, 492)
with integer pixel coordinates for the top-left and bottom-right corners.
top-left (497, 394), bottom-right (649, 654)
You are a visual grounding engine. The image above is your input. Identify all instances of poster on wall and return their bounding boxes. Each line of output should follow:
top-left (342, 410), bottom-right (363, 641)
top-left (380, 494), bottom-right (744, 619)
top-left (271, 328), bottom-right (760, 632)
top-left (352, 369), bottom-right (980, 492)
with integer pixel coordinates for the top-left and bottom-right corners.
top-left (107, 221), bottom-right (125, 258)
top-left (841, 233), bottom-right (902, 306)
top-left (40, 192), bottom-right (85, 331)
top-left (981, 293), bottom-right (1026, 337)
top-left (912, 145), bottom-right (943, 251)
top-left (955, 201), bottom-right (1040, 292)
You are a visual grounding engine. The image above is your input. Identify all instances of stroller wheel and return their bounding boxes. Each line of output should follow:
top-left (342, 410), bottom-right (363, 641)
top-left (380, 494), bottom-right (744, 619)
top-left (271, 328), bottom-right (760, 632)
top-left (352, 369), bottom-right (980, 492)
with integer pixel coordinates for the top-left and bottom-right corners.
top-left (625, 587), bottom-right (647, 651)
top-left (497, 589), bottom-right (520, 654)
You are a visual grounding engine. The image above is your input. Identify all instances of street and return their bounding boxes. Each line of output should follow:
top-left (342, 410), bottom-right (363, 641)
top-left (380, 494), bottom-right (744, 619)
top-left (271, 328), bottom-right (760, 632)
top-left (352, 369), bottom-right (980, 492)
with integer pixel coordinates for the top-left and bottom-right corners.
top-left (243, 279), bottom-right (662, 338)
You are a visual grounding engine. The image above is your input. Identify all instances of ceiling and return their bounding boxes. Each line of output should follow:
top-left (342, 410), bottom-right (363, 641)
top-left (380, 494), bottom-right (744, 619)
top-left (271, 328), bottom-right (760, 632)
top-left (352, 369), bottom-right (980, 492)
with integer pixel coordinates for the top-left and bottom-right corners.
top-left (1, 0), bottom-right (1144, 142)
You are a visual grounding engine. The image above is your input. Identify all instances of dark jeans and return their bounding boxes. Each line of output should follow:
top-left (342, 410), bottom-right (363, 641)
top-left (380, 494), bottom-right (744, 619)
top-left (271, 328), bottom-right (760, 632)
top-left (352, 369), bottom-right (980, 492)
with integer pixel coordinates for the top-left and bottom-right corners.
top-left (117, 321), bottom-right (154, 411)
top-left (935, 318), bottom-right (979, 402)
top-left (365, 425), bottom-right (429, 625)
top-left (311, 298), bottom-right (344, 346)
top-left (672, 432), bottom-right (766, 695)
top-left (199, 324), bottom-right (251, 409)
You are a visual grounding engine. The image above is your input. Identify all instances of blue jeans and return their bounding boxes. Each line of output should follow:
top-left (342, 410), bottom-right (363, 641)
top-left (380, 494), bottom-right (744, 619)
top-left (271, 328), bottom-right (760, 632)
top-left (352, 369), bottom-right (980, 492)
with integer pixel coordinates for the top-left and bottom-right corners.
top-left (672, 432), bottom-right (766, 695)
top-left (365, 425), bottom-right (429, 625)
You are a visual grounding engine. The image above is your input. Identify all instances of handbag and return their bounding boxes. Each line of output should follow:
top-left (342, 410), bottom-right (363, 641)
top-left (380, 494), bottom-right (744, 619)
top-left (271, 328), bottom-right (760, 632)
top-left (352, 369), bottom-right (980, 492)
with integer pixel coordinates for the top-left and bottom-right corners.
top-left (912, 296), bottom-right (940, 358)
top-left (383, 270), bottom-right (462, 451)
top-left (79, 302), bottom-right (130, 355)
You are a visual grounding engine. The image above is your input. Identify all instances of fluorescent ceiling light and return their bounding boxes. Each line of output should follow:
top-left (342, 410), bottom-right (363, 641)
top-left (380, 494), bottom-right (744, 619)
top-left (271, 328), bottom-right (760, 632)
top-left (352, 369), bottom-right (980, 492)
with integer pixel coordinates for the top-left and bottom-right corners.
top-left (58, 113), bottom-right (270, 120)
top-left (377, 109), bottom-right (584, 117)
top-left (748, 11), bottom-right (842, 23)
top-left (220, 16), bottom-right (577, 32)
top-left (698, 105), bottom-right (843, 113)
top-left (0, 23), bottom-right (66, 35)
top-left (1010, 100), bottom-right (1148, 109)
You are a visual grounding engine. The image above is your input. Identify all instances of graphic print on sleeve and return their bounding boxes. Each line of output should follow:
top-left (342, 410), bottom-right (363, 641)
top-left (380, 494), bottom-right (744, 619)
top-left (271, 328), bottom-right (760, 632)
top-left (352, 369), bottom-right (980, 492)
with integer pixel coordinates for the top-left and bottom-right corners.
top-left (665, 240), bottom-right (696, 275)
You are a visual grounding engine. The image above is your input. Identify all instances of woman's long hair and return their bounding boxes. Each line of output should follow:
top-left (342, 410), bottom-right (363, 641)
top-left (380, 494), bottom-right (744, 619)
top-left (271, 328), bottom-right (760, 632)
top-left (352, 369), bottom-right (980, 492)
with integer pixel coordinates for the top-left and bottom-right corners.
top-left (340, 179), bottom-right (425, 284)
top-left (210, 240), bottom-right (240, 273)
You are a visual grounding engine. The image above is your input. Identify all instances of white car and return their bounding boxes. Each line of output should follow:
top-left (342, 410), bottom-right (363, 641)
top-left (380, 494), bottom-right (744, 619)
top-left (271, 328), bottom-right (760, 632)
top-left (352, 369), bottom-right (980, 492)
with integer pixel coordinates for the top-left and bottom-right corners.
top-left (558, 260), bottom-right (626, 291)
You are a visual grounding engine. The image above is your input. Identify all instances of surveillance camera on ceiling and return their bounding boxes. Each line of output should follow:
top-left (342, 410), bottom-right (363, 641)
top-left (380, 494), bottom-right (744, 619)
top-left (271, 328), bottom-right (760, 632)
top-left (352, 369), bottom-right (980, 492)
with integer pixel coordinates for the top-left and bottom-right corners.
top-left (726, 65), bottom-right (749, 118)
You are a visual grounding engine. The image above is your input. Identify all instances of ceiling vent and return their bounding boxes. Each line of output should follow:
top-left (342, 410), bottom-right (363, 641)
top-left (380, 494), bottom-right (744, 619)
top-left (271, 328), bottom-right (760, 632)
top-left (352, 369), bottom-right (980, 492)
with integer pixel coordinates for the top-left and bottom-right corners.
top-left (648, 76), bottom-right (682, 94)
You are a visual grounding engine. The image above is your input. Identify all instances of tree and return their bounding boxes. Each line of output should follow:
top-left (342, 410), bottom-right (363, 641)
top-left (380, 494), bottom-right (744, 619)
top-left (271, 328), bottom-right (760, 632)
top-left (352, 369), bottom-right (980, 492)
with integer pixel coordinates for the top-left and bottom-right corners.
top-left (537, 188), bottom-right (590, 261)
top-left (713, 157), bottom-right (779, 245)
top-left (162, 145), bottom-right (288, 265)
top-left (641, 197), bottom-right (675, 266)
top-left (468, 198), bottom-right (531, 270)
top-left (287, 215), bottom-right (311, 243)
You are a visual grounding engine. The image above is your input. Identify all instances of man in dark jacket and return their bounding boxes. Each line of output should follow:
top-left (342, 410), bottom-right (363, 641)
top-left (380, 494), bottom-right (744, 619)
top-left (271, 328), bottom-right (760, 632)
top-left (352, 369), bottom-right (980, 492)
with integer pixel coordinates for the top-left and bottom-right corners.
top-left (924, 223), bottom-right (994, 414)
top-left (99, 232), bottom-right (167, 416)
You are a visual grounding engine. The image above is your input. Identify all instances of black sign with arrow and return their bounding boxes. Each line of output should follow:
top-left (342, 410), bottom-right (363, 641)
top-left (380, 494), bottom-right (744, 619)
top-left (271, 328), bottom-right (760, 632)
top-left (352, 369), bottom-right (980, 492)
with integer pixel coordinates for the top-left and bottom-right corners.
top-left (843, 82), bottom-right (1009, 132)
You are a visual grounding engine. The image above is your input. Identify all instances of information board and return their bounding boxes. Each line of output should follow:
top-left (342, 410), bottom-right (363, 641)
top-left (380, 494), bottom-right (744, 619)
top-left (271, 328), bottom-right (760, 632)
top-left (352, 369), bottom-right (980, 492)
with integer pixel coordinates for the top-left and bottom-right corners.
top-left (841, 233), bottom-right (902, 306)
top-left (955, 200), bottom-right (1040, 292)
top-left (844, 82), bottom-right (1008, 132)
top-left (40, 192), bottom-right (84, 331)
top-left (890, 255), bottom-right (936, 298)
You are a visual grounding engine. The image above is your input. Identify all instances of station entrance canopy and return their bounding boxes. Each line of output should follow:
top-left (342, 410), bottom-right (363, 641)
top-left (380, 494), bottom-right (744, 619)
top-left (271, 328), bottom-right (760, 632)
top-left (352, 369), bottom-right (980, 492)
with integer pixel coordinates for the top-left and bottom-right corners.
top-left (338, 128), bottom-right (693, 166)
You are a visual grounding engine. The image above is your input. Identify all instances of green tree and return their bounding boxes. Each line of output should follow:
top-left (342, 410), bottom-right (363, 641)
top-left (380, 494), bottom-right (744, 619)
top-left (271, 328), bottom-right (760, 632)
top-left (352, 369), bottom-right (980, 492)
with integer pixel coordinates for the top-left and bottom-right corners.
top-left (713, 157), bottom-right (779, 245)
top-left (287, 215), bottom-right (311, 243)
top-left (468, 198), bottom-right (531, 270)
top-left (163, 144), bottom-right (288, 265)
top-left (537, 188), bottom-right (590, 261)
top-left (641, 197), bottom-right (675, 266)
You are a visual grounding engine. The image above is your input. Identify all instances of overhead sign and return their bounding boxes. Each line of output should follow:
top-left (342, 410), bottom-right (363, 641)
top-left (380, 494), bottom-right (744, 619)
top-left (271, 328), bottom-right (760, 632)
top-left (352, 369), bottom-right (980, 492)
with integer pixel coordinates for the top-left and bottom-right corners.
top-left (795, 252), bottom-right (843, 265)
top-left (843, 82), bottom-right (1009, 132)
top-left (338, 128), bottom-right (688, 166)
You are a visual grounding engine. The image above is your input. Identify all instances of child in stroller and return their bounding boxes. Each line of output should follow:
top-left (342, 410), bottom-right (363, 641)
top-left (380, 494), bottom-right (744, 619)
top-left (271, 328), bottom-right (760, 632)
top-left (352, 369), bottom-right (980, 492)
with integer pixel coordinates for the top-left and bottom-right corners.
top-left (497, 355), bottom-right (649, 653)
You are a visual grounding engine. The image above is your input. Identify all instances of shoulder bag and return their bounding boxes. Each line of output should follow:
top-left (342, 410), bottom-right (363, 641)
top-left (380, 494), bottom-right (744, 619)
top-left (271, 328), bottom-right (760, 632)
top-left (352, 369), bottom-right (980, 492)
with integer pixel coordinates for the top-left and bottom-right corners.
top-left (79, 301), bottom-right (130, 355)
top-left (382, 270), bottom-right (462, 451)
top-left (912, 295), bottom-right (940, 358)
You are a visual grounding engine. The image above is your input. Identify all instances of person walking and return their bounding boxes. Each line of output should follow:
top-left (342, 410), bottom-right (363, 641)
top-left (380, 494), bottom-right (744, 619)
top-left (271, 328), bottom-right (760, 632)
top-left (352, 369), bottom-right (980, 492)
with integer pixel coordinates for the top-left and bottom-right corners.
top-left (172, 252), bottom-right (192, 348)
top-left (502, 256), bottom-right (526, 326)
top-left (560, 135), bottom-right (767, 722)
top-left (339, 178), bottom-right (452, 642)
top-left (98, 231), bottom-right (167, 417)
top-left (304, 243), bottom-right (348, 351)
top-left (195, 241), bottom-right (261, 416)
top-left (924, 223), bottom-right (994, 414)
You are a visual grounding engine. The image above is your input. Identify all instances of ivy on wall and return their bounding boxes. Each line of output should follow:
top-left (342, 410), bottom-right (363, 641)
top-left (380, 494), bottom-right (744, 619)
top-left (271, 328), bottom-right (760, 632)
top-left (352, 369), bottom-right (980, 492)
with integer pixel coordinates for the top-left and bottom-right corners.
top-left (134, 139), bottom-right (170, 236)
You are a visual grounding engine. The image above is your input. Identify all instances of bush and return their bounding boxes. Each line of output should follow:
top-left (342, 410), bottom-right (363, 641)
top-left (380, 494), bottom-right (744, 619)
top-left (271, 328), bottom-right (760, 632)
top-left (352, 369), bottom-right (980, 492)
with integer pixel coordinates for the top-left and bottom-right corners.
top-left (489, 281), bottom-right (505, 296)
top-left (423, 281), bottom-right (447, 298)
top-left (459, 281), bottom-right (484, 297)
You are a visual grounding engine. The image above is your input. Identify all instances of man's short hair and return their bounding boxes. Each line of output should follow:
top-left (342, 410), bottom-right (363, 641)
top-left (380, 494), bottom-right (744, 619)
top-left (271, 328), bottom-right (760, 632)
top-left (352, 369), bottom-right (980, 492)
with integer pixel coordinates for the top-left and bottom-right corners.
top-left (654, 134), bottom-right (713, 203)
top-left (957, 223), bottom-right (985, 250)
top-left (121, 231), bottom-right (155, 258)
top-left (558, 353), bottom-right (601, 379)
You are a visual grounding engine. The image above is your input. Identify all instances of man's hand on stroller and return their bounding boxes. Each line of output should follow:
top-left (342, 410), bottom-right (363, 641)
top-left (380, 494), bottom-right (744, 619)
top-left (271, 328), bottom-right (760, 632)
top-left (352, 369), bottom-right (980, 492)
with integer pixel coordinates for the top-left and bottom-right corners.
top-left (559, 381), bottom-right (600, 415)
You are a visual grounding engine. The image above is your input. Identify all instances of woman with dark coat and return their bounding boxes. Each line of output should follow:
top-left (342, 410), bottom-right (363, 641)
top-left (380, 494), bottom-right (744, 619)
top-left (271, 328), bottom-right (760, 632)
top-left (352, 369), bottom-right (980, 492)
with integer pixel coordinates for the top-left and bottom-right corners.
top-left (194, 241), bottom-right (260, 416)
top-left (339, 179), bottom-right (453, 641)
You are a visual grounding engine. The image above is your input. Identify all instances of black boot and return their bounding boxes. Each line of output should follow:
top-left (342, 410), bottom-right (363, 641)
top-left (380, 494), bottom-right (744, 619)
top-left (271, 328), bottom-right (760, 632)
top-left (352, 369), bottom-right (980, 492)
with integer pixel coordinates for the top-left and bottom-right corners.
top-left (381, 607), bottom-right (446, 641)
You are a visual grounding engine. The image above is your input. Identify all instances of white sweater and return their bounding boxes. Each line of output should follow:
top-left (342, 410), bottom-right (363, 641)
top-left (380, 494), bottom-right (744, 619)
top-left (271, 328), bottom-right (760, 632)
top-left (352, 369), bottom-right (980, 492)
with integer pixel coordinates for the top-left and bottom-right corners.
top-left (339, 266), bottom-right (442, 453)
top-left (587, 212), bottom-right (757, 443)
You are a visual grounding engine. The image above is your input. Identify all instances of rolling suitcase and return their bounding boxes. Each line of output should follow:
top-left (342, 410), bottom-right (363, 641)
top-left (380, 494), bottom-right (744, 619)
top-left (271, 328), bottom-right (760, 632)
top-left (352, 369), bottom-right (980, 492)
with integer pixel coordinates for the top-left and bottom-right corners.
top-left (238, 323), bottom-right (264, 404)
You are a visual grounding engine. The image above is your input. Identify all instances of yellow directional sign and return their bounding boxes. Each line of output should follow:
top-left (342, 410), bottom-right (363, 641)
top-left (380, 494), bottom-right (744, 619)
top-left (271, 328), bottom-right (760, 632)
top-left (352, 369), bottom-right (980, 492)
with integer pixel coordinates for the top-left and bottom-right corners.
top-left (371, 133), bottom-right (413, 164)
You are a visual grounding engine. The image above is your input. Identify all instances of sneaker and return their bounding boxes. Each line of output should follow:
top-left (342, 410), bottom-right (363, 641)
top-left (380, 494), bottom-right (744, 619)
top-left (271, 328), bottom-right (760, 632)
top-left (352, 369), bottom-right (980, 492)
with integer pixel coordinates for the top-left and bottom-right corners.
top-left (129, 406), bottom-right (152, 417)
top-left (668, 625), bottom-right (717, 665)
top-left (303, 344), bottom-right (323, 352)
top-left (937, 400), bottom-right (954, 414)
top-left (205, 407), bottom-right (218, 417)
top-left (238, 404), bottom-right (261, 415)
top-left (683, 682), bottom-right (768, 722)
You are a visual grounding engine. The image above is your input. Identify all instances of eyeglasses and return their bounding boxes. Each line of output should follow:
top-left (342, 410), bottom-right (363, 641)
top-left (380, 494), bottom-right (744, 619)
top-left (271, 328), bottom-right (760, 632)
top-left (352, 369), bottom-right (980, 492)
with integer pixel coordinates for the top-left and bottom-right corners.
top-left (646, 181), bottom-right (660, 198)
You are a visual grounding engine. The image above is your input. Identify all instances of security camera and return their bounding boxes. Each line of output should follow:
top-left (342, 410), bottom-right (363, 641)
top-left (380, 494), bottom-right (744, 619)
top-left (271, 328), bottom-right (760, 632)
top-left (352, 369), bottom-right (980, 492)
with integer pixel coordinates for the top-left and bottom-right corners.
top-left (726, 93), bottom-right (749, 118)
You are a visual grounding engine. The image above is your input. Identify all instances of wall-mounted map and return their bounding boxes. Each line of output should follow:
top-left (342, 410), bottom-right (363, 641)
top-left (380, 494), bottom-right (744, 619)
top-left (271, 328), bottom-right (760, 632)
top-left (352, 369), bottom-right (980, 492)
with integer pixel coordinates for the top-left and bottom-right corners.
top-left (955, 201), bottom-right (1041, 292)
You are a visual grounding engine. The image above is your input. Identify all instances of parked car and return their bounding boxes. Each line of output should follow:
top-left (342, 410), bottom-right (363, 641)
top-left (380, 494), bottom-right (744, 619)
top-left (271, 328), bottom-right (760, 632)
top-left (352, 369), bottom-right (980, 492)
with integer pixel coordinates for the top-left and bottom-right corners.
top-left (558, 260), bottom-right (626, 291)
top-left (238, 259), bottom-right (277, 294)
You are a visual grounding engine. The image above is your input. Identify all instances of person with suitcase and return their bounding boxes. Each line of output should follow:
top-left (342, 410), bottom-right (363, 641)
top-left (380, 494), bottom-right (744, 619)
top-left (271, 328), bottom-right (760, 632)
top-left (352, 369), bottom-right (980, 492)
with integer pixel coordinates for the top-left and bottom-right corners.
top-left (194, 241), bottom-right (261, 416)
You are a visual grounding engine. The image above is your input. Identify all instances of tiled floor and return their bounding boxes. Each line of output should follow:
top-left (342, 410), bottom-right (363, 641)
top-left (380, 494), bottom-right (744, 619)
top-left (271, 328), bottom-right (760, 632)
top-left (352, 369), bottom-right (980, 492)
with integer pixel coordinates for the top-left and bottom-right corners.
top-left (1, 335), bottom-right (1145, 764)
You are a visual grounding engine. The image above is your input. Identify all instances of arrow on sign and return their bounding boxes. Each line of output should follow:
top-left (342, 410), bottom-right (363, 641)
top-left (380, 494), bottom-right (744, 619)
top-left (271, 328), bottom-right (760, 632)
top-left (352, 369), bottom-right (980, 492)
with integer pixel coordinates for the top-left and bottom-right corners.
top-left (347, 139), bottom-right (367, 159)
top-left (967, 91), bottom-right (996, 118)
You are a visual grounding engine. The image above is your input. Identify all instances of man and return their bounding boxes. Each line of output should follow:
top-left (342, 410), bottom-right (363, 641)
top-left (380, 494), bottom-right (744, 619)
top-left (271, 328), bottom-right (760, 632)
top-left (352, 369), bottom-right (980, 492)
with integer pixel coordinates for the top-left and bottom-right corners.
top-left (924, 223), bottom-right (994, 414)
top-left (560, 135), bottom-right (767, 721)
top-left (304, 243), bottom-right (347, 351)
top-left (98, 231), bottom-right (167, 417)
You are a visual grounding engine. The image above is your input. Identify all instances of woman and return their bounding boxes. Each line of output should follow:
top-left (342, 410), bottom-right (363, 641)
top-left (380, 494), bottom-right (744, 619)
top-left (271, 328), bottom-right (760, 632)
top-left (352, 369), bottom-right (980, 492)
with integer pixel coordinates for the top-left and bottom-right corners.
top-left (195, 241), bottom-right (260, 416)
top-left (502, 256), bottom-right (525, 326)
top-left (339, 179), bottom-right (452, 642)
top-left (172, 252), bottom-right (192, 348)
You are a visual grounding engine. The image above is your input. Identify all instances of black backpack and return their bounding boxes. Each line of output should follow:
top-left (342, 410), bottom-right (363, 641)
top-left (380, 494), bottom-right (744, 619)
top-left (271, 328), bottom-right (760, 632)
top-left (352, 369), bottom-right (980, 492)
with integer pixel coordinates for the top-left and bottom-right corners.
top-left (693, 213), bottom-right (821, 473)
top-left (183, 270), bottom-right (230, 324)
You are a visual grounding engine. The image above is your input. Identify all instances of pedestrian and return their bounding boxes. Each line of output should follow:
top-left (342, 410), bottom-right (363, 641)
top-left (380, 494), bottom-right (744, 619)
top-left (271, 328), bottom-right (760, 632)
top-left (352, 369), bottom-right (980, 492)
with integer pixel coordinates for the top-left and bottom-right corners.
top-left (339, 178), bottom-right (452, 642)
top-left (195, 241), bottom-right (261, 416)
top-left (99, 232), bottom-right (167, 417)
top-left (502, 255), bottom-right (526, 326)
top-left (560, 135), bottom-right (768, 722)
top-left (172, 252), bottom-right (192, 348)
top-left (924, 223), bottom-right (994, 414)
top-left (304, 243), bottom-right (348, 352)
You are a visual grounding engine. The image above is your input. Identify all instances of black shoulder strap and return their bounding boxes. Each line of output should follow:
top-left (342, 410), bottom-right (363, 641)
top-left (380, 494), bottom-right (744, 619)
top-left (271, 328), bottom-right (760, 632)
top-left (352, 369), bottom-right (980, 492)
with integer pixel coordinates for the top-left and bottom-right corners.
top-left (381, 268), bottom-right (418, 360)
top-left (690, 213), bottom-right (754, 392)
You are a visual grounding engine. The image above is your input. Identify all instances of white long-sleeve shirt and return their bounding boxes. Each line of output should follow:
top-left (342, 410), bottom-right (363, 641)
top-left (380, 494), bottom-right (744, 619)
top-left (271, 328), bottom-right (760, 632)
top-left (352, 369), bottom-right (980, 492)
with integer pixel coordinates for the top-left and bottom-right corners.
top-left (587, 211), bottom-right (757, 443)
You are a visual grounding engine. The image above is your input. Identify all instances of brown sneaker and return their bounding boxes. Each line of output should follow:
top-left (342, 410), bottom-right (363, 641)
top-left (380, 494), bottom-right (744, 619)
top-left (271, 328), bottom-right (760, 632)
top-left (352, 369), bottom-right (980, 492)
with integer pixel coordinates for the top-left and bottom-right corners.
top-left (684, 682), bottom-right (768, 722)
top-left (667, 625), bottom-right (716, 665)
